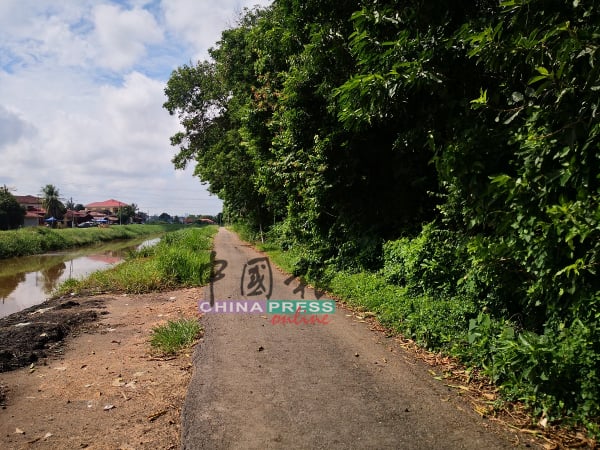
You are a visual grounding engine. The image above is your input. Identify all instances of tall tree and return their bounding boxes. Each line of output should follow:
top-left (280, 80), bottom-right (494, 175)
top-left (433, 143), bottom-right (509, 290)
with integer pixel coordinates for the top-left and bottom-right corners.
top-left (41, 184), bottom-right (65, 221)
top-left (65, 198), bottom-right (75, 210)
top-left (116, 204), bottom-right (138, 224)
top-left (164, 8), bottom-right (271, 229)
top-left (0, 186), bottom-right (25, 230)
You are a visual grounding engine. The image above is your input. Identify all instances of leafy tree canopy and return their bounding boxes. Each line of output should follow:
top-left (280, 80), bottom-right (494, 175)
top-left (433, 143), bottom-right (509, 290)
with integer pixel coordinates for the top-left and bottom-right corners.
top-left (41, 184), bottom-right (66, 220)
top-left (0, 186), bottom-right (25, 230)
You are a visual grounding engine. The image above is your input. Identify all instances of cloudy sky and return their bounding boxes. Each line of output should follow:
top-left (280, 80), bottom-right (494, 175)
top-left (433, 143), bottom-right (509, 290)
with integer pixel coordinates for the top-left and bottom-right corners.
top-left (0, 0), bottom-right (271, 217)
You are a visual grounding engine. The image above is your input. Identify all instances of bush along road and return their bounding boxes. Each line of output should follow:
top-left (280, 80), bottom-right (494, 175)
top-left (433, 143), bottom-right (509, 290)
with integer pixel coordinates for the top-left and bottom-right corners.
top-left (180, 228), bottom-right (537, 449)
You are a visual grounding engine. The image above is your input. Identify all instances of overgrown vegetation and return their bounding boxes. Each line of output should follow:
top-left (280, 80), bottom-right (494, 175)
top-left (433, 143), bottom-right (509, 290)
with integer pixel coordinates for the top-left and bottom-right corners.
top-left (166, 1), bottom-right (599, 437)
top-left (54, 226), bottom-right (217, 296)
top-left (150, 318), bottom-right (203, 355)
top-left (0, 224), bottom-right (180, 259)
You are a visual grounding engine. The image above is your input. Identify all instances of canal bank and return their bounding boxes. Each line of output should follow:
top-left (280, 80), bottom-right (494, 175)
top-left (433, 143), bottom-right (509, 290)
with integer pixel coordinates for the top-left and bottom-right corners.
top-left (0, 224), bottom-right (178, 259)
top-left (0, 237), bottom-right (160, 318)
top-left (0, 226), bottom-right (217, 372)
top-left (0, 226), bottom-right (218, 447)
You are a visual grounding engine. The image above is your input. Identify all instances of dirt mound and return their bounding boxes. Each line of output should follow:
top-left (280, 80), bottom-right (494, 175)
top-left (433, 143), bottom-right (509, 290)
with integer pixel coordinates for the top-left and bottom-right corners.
top-left (0, 296), bottom-right (107, 372)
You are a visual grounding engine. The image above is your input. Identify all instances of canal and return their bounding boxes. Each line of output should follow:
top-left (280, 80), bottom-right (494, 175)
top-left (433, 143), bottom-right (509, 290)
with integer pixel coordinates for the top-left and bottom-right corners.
top-left (0, 237), bottom-right (160, 318)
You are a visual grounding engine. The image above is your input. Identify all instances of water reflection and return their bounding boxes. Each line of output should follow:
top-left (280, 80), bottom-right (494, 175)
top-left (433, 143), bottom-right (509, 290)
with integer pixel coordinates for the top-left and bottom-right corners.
top-left (41, 262), bottom-right (66, 293)
top-left (0, 272), bottom-right (25, 301)
top-left (0, 237), bottom-right (159, 318)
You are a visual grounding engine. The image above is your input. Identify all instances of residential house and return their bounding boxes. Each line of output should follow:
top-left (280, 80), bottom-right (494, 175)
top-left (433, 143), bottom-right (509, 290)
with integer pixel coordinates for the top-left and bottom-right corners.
top-left (85, 199), bottom-right (129, 214)
top-left (63, 210), bottom-right (92, 228)
top-left (14, 195), bottom-right (45, 227)
top-left (85, 199), bottom-right (132, 224)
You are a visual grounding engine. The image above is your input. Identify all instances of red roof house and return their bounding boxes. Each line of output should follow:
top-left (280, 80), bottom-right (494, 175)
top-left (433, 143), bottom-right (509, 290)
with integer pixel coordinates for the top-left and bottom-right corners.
top-left (14, 195), bottom-right (43, 211)
top-left (23, 209), bottom-right (45, 227)
top-left (85, 199), bottom-right (129, 214)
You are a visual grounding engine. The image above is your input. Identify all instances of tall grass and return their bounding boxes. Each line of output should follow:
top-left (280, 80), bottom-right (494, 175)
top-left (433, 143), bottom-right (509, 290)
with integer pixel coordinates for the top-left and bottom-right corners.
top-left (0, 224), bottom-right (180, 259)
top-left (54, 226), bottom-right (217, 296)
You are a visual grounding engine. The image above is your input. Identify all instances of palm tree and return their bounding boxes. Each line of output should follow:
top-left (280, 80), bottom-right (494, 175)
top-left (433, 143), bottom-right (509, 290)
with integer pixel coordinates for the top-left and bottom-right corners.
top-left (41, 184), bottom-right (64, 224)
top-left (65, 197), bottom-right (75, 210)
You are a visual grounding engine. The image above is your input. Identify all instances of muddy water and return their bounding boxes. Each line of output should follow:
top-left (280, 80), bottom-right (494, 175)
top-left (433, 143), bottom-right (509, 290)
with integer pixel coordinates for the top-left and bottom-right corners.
top-left (0, 237), bottom-right (160, 318)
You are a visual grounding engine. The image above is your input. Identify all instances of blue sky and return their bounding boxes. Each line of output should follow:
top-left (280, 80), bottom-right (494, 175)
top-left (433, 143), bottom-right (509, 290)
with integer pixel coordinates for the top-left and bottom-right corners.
top-left (0, 0), bottom-right (271, 216)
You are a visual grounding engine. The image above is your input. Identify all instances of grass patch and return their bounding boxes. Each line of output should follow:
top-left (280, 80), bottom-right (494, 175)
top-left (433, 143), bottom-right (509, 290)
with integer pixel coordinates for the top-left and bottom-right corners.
top-left (255, 243), bottom-right (298, 274)
top-left (0, 224), bottom-right (180, 259)
top-left (150, 318), bottom-right (203, 355)
top-left (54, 225), bottom-right (218, 296)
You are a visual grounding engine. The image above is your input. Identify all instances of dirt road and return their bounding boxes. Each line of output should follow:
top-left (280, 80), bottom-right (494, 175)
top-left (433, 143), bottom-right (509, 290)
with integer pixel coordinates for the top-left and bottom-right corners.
top-left (181, 228), bottom-right (532, 449)
top-left (0, 289), bottom-right (203, 449)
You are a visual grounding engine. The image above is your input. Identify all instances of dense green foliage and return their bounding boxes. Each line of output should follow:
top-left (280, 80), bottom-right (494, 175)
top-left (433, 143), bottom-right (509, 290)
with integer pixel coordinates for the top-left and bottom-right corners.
top-left (0, 187), bottom-right (24, 230)
top-left (165, 1), bottom-right (599, 433)
top-left (0, 224), bottom-right (177, 259)
top-left (55, 226), bottom-right (217, 296)
top-left (116, 203), bottom-right (139, 224)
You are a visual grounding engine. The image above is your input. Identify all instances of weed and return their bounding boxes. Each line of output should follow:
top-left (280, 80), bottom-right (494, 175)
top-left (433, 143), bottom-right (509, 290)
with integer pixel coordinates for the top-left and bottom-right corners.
top-left (150, 318), bottom-right (203, 354)
top-left (257, 225), bottom-right (600, 438)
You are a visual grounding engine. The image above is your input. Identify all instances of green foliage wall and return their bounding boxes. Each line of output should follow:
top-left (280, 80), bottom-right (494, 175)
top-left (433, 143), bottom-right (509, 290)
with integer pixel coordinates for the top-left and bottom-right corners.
top-left (164, 0), bottom-right (599, 431)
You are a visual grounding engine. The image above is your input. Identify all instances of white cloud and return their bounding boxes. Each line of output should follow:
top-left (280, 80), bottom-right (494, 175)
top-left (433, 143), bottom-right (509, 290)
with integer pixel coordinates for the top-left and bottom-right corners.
top-left (0, 106), bottom-right (36, 147)
top-left (0, 0), bottom-right (274, 216)
top-left (92, 4), bottom-right (164, 71)
top-left (161, 0), bottom-right (272, 60)
top-left (0, 1), bottom-right (93, 70)
top-left (34, 16), bottom-right (91, 67)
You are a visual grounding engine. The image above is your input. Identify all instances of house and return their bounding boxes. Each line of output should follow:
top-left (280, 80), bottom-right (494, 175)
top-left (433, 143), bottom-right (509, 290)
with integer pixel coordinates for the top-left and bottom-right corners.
top-left (85, 199), bottom-right (129, 214)
top-left (14, 195), bottom-right (43, 211)
top-left (14, 195), bottom-right (45, 227)
top-left (63, 210), bottom-right (92, 228)
top-left (24, 210), bottom-right (45, 227)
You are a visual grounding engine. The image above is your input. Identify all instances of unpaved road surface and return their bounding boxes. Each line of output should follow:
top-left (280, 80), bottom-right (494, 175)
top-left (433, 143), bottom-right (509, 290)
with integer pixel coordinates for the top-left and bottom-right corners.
top-left (0, 288), bottom-right (204, 449)
top-left (181, 229), bottom-right (535, 449)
